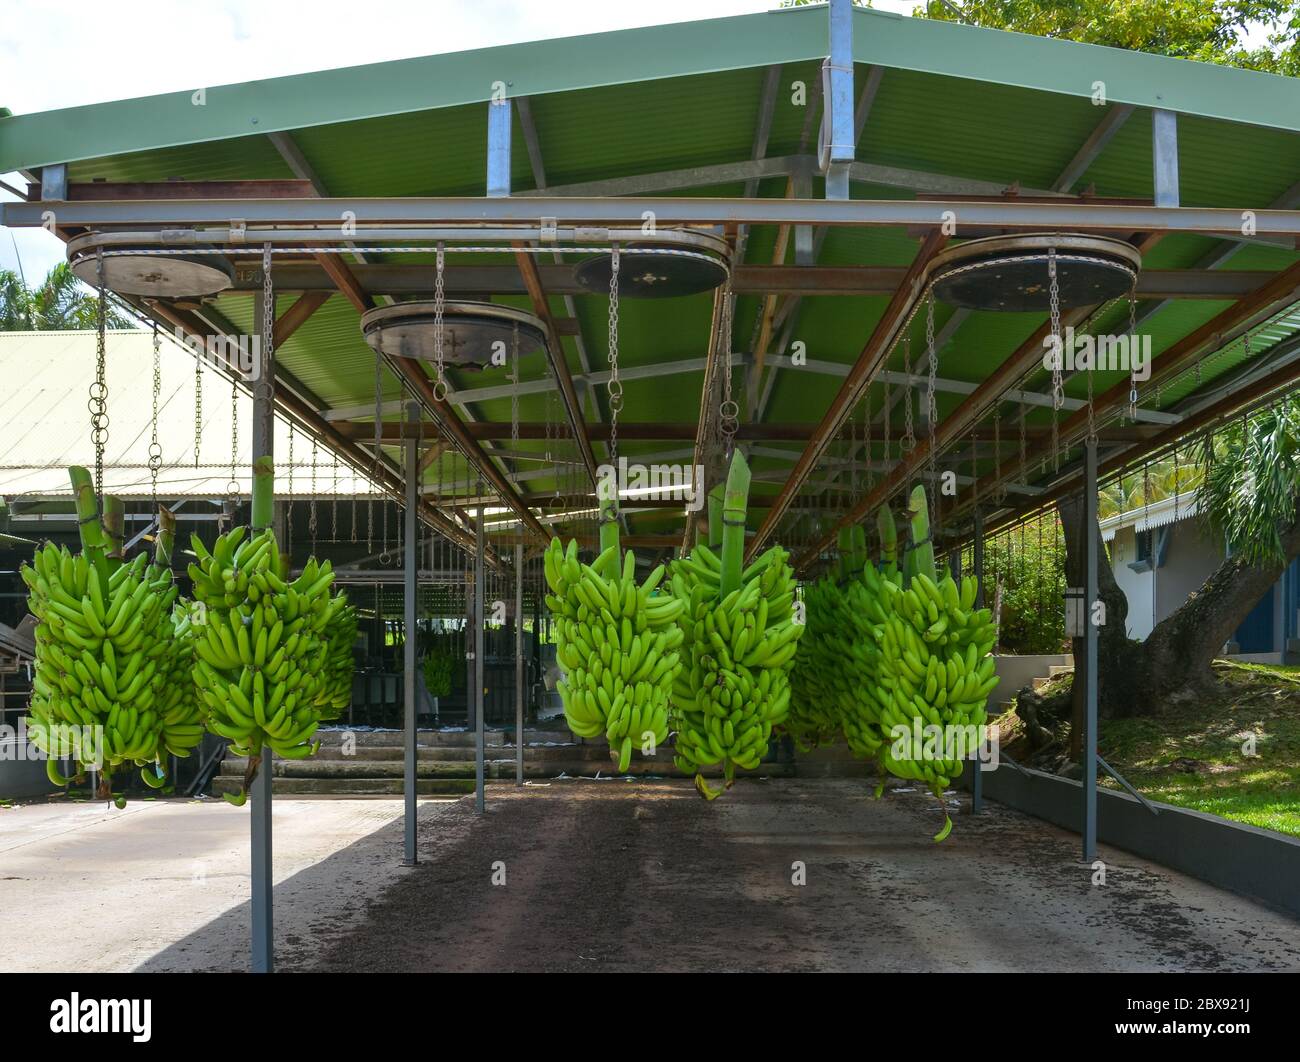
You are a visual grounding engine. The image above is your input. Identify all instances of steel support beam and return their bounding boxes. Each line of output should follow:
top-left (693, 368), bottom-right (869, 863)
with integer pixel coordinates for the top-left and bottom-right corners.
top-left (1083, 437), bottom-right (1099, 862)
top-left (403, 399), bottom-right (419, 866)
top-left (515, 543), bottom-right (525, 786)
top-left (1152, 109), bottom-right (1180, 208)
top-left (513, 246), bottom-right (598, 483)
top-left (971, 505), bottom-right (985, 816)
top-left (474, 506), bottom-right (486, 813)
top-left (9, 195), bottom-right (1300, 237)
top-left (750, 229), bottom-right (949, 561)
top-left (249, 286), bottom-right (274, 975)
top-left (822, 0), bottom-right (855, 201)
top-left (311, 252), bottom-right (548, 541)
top-left (487, 99), bottom-right (513, 198)
top-left (1053, 105), bottom-right (1134, 194)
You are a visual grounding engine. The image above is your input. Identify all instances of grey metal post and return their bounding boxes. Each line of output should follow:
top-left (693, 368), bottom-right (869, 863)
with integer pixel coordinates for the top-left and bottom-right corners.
top-left (475, 505), bottom-right (486, 811)
top-left (487, 98), bottom-right (513, 198)
top-left (403, 400), bottom-right (419, 864)
top-left (1083, 437), bottom-right (1100, 861)
top-left (1152, 109), bottom-right (1179, 208)
top-left (249, 283), bottom-right (274, 974)
top-left (824, 0), bottom-right (855, 201)
top-left (971, 506), bottom-right (985, 815)
top-left (515, 543), bottom-right (524, 785)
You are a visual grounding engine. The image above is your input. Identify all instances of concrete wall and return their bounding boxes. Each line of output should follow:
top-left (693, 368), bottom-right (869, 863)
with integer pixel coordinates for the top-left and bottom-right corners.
top-left (990, 654), bottom-right (1072, 708)
top-left (970, 761), bottom-right (1300, 920)
top-left (0, 735), bottom-right (58, 799)
top-left (1156, 521), bottom-right (1224, 624)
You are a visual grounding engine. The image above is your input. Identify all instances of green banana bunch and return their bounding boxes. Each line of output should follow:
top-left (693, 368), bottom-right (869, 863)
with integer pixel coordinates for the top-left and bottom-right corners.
top-left (21, 542), bottom-right (178, 796)
top-left (668, 453), bottom-right (802, 799)
top-left (320, 594), bottom-right (357, 721)
top-left (189, 527), bottom-right (344, 804)
top-left (669, 545), bottom-right (802, 793)
top-left (154, 603), bottom-right (204, 764)
top-left (543, 537), bottom-right (685, 773)
top-left (872, 485), bottom-right (998, 840)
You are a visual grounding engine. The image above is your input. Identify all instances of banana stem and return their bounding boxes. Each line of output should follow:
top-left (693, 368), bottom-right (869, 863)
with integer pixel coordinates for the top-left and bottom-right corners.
top-left (155, 505), bottom-right (176, 568)
top-left (251, 454), bottom-right (275, 531)
top-left (877, 504), bottom-right (898, 575)
top-left (707, 483), bottom-right (725, 548)
top-left (836, 526), bottom-right (852, 581)
top-left (718, 450), bottom-right (751, 598)
top-left (68, 466), bottom-right (109, 588)
top-left (102, 496), bottom-right (125, 570)
top-left (597, 469), bottom-right (621, 566)
top-left (907, 485), bottom-right (936, 584)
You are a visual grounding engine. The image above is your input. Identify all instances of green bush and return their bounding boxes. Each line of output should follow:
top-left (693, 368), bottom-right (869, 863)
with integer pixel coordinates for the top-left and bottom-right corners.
top-left (981, 516), bottom-right (1068, 655)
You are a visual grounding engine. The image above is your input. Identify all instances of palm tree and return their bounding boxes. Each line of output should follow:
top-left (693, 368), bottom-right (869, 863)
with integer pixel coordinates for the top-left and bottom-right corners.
top-left (0, 263), bottom-right (133, 331)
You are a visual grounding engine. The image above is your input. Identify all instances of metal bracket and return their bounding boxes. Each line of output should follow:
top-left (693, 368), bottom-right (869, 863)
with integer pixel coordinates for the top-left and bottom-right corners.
top-left (228, 219), bottom-right (247, 242)
top-left (1096, 753), bottom-right (1160, 815)
top-left (540, 216), bottom-right (558, 242)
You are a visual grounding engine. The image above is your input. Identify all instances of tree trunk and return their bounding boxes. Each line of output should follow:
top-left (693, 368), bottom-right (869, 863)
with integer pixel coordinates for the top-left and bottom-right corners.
top-left (1056, 494), bottom-right (1300, 727)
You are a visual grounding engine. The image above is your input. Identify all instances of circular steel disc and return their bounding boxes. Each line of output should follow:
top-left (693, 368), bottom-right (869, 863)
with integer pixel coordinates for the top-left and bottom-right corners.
top-left (70, 251), bottom-right (234, 297)
top-left (574, 250), bottom-right (729, 298)
top-left (929, 233), bottom-right (1141, 312)
top-left (360, 300), bottom-right (547, 369)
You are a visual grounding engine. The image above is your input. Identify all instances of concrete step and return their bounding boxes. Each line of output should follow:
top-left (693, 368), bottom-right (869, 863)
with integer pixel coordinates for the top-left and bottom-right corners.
top-left (220, 756), bottom-right (672, 779)
top-left (314, 727), bottom-right (572, 749)
top-left (305, 743), bottom-right (596, 763)
top-left (1047, 664), bottom-right (1075, 677)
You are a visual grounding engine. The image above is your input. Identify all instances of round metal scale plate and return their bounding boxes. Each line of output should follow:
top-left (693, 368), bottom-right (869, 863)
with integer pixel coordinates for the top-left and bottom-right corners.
top-left (69, 251), bottom-right (234, 298)
top-left (360, 300), bottom-right (548, 370)
top-left (573, 249), bottom-right (730, 298)
top-left (928, 233), bottom-right (1141, 312)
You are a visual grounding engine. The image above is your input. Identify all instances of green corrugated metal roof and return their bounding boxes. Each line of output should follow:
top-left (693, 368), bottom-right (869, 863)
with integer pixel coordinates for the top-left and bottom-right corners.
top-left (4, 7), bottom-right (1300, 548)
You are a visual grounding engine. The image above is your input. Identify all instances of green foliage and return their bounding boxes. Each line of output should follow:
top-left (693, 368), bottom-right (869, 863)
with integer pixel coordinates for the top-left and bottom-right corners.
top-left (983, 514), bottom-right (1068, 654)
top-left (0, 263), bottom-right (133, 331)
top-left (419, 630), bottom-right (462, 699)
top-left (1196, 399), bottom-right (1300, 568)
top-left (914, 0), bottom-right (1300, 75)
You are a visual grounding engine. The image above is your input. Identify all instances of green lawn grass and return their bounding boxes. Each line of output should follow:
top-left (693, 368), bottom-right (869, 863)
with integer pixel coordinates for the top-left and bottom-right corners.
top-left (1003, 660), bottom-right (1300, 837)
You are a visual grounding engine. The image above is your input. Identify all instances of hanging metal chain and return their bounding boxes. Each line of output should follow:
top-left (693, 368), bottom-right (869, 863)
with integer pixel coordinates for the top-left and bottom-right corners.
top-left (262, 242), bottom-right (275, 384)
top-left (1086, 343), bottom-right (1097, 444)
top-left (1172, 445), bottom-right (1181, 520)
top-left (332, 452), bottom-right (339, 541)
top-left (902, 337), bottom-right (915, 453)
top-left (227, 372), bottom-right (239, 507)
top-left (1128, 284), bottom-right (1139, 423)
top-left (511, 320), bottom-right (520, 451)
top-left (993, 401), bottom-right (1004, 504)
top-left (607, 244), bottom-right (624, 462)
top-left (925, 294), bottom-right (938, 524)
top-left (369, 345), bottom-right (383, 554)
top-left (883, 375), bottom-right (892, 463)
top-left (1048, 247), bottom-right (1064, 471)
top-left (718, 277), bottom-right (739, 457)
top-left (194, 334), bottom-right (203, 469)
top-left (148, 320), bottom-right (163, 507)
top-left (309, 435), bottom-right (319, 553)
top-left (90, 249), bottom-right (109, 499)
top-left (863, 386), bottom-right (873, 492)
top-left (283, 425), bottom-right (294, 552)
top-left (1018, 387), bottom-right (1028, 489)
top-left (433, 242), bottom-right (449, 402)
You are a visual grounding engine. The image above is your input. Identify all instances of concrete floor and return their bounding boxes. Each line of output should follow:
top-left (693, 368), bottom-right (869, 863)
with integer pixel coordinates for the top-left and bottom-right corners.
top-left (3, 781), bottom-right (1299, 972)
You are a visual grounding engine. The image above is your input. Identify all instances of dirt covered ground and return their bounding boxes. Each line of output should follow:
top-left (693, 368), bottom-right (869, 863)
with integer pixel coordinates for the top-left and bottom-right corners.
top-left (280, 779), bottom-right (1300, 973)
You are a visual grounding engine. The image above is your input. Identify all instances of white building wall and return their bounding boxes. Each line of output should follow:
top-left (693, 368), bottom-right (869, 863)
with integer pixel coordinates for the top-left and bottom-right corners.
top-left (1108, 527), bottom-right (1155, 639)
top-left (1156, 521), bottom-right (1224, 623)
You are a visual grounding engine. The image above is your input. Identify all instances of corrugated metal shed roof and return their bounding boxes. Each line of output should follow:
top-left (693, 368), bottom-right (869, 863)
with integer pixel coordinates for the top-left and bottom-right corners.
top-left (0, 331), bottom-right (372, 499)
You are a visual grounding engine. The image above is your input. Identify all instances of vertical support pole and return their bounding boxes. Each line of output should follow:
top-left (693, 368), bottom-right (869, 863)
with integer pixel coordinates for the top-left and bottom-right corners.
top-left (1082, 437), bottom-right (1100, 862)
top-left (971, 506), bottom-right (985, 815)
top-left (40, 163), bottom-right (68, 201)
top-left (403, 400), bottom-right (419, 865)
top-left (793, 162), bottom-right (815, 266)
top-left (515, 543), bottom-right (524, 785)
top-left (487, 98), bottom-right (513, 199)
top-left (249, 282), bottom-right (274, 975)
top-left (1152, 109), bottom-right (1179, 208)
top-left (474, 505), bottom-right (486, 812)
top-left (823, 0), bottom-right (855, 201)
